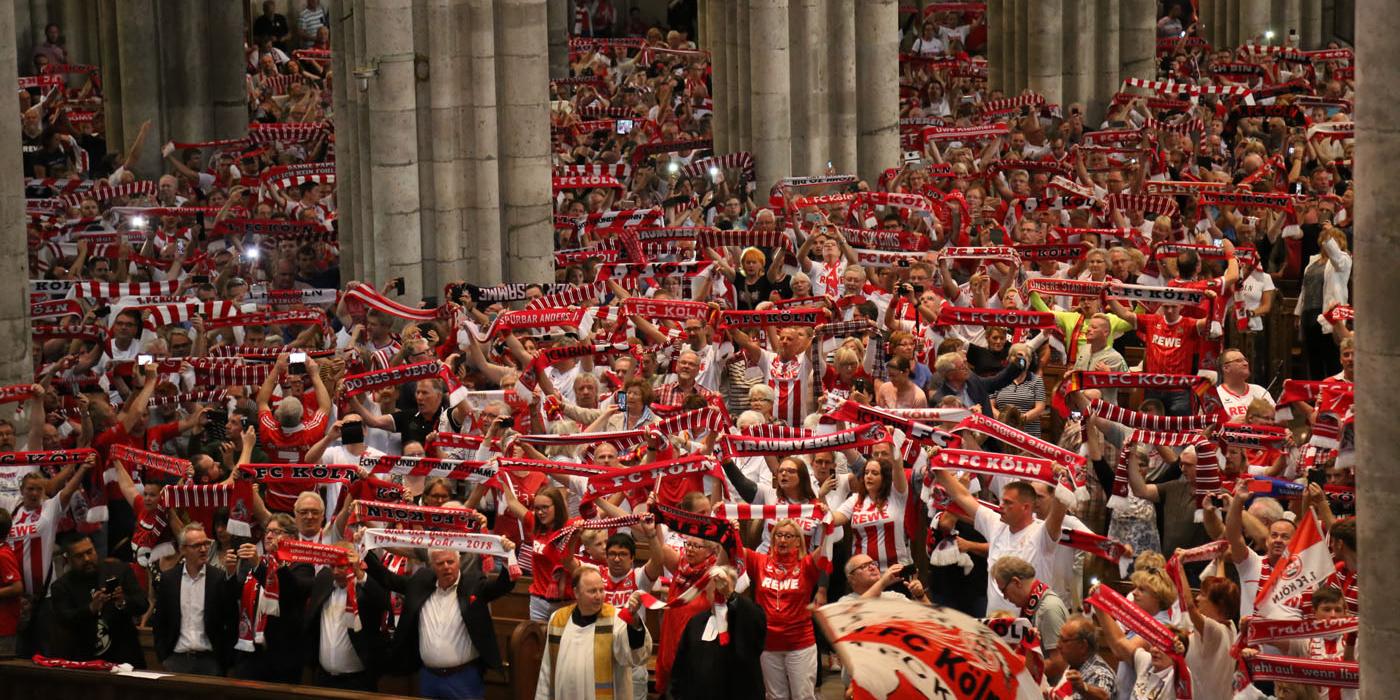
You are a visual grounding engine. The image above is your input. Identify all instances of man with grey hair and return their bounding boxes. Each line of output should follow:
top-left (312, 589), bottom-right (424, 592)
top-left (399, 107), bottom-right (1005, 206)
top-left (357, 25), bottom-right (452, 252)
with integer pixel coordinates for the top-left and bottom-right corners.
top-left (1050, 615), bottom-right (1115, 699)
top-left (654, 350), bottom-right (720, 405)
top-left (989, 556), bottom-right (1069, 668)
top-left (151, 523), bottom-right (238, 675)
top-left (254, 352), bottom-right (333, 464)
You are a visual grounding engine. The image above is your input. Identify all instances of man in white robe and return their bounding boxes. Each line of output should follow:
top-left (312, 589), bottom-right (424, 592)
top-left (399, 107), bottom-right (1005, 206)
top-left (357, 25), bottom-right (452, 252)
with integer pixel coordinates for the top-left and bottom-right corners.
top-left (535, 567), bottom-right (651, 700)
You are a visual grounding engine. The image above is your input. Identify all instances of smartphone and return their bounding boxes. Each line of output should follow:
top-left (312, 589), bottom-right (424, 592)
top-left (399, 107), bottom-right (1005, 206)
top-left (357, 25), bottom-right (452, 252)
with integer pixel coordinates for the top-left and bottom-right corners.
top-left (289, 351), bottom-right (308, 376)
top-left (192, 274), bottom-right (210, 285)
top-left (1212, 238), bottom-right (1223, 247)
top-left (897, 566), bottom-right (916, 581)
top-left (852, 378), bottom-right (870, 395)
top-left (391, 277), bottom-right (405, 295)
top-left (615, 119), bottom-right (634, 135)
top-left (497, 416), bottom-right (514, 430)
top-left (340, 420), bottom-right (365, 445)
top-left (207, 409), bottom-right (229, 441)
top-left (902, 150), bottom-right (922, 164)
top-left (240, 415), bottom-right (250, 430)
top-left (94, 305), bottom-right (111, 318)
top-left (137, 354), bottom-right (154, 367)
top-left (1069, 410), bottom-right (1083, 421)
top-left (103, 576), bottom-right (120, 594)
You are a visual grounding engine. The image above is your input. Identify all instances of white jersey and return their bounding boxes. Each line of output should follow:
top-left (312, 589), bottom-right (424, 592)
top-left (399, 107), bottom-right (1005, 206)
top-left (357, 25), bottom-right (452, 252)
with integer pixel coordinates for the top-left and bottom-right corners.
top-left (8, 495), bottom-right (60, 596)
top-left (1217, 383), bottom-right (1273, 422)
top-left (757, 349), bottom-right (815, 427)
top-left (837, 486), bottom-right (911, 568)
top-left (975, 508), bottom-right (1058, 615)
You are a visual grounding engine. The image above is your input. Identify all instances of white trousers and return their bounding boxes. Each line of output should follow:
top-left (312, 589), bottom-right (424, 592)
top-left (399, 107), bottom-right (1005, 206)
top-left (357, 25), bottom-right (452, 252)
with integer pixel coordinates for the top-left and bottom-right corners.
top-left (759, 646), bottom-right (818, 700)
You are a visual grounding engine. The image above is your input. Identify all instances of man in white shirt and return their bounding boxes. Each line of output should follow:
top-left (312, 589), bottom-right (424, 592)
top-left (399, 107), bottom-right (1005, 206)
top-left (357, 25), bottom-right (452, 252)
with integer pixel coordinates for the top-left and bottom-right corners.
top-left (1216, 349), bottom-right (1274, 422)
top-left (152, 523), bottom-right (237, 675)
top-left (308, 544), bottom-right (389, 690)
top-left (936, 470), bottom-right (1068, 615)
top-left (364, 543), bottom-right (517, 700)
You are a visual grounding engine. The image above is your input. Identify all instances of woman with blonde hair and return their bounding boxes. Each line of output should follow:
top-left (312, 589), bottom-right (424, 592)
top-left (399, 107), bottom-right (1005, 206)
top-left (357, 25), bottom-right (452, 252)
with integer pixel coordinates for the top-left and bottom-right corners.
top-left (738, 519), bottom-right (826, 700)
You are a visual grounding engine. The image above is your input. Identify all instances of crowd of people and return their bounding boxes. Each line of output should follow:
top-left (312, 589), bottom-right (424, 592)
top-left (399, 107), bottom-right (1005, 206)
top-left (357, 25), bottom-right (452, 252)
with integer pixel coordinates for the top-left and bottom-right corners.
top-left (3, 1), bottom-right (1362, 699)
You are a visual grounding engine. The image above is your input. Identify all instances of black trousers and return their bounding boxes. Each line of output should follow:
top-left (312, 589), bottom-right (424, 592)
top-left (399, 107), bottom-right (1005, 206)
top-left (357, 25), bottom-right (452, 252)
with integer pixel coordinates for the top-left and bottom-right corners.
top-left (315, 667), bottom-right (377, 691)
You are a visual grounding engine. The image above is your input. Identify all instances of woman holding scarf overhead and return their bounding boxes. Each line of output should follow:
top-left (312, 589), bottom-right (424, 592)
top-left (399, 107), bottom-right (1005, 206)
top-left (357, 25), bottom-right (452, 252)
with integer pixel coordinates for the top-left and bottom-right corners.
top-left (737, 519), bottom-right (826, 700)
top-left (500, 486), bottom-right (579, 622)
top-left (830, 457), bottom-right (911, 569)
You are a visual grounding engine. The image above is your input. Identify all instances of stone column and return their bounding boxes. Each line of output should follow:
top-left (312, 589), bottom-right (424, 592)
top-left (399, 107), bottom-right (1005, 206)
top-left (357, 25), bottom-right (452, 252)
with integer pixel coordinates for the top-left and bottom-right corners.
top-left (987, 0), bottom-right (1004, 93)
top-left (352, 0), bottom-right (376, 282)
top-left (13, 0), bottom-right (32, 72)
top-left (426, 0), bottom-right (468, 294)
top-left (115, 0), bottom-right (162, 177)
top-left (787, 0), bottom-right (812, 175)
top-left (546, 0), bottom-right (568, 79)
top-left (330, 0), bottom-right (359, 283)
top-left (1095, 0), bottom-right (1120, 122)
top-left (736, 0), bottom-right (753, 150)
top-left (157, 0), bottom-right (210, 144)
top-left (749, 0), bottom-right (792, 194)
top-left (855, 0), bottom-right (897, 184)
top-left (364, 0), bottom-right (424, 299)
top-left (803, 0), bottom-right (830, 175)
top-left (1355, 2), bottom-right (1400, 697)
top-left (97, 0), bottom-right (124, 151)
top-left (467, 0), bottom-right (503, 284)
top-left (1301, 0), bottom-right (1323, 48)
top-left (724, 0), bottom-right (741, 154)
top-left (828, 0), bottom-right (858, 174)
top-left (1119, 0), bottom-right (1155, 81)
top-left (707, 0), bottom-right (729, 154)
top-left (1061, 0), bottom-right (1094, 110)
top-left (55, 0), bottom-right (96, 65)
top-left (1239, 0), bottom-right (1271, 44)
top-left (1019, 0), bottom-right (1030, 90)
top-left (206, 0), bottom-right (248, 139)
top-left (1027, 0), bottom-right (1064, 106)
top-left (1284, 0), bottom-right (1302, 37)
top-left (0, 0), bottom-right (31, 392)
top-left (496, 0), bottom-right (554, 284)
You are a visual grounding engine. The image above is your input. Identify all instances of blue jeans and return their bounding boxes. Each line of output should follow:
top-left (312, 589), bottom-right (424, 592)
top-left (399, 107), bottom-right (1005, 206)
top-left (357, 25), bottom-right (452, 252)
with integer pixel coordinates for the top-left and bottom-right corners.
top-left (419, 663), bottom-right (484, 700)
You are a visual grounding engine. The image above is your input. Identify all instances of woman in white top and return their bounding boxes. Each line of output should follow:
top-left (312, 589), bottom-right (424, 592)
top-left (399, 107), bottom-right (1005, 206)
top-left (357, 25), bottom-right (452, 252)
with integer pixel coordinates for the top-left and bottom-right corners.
top-left (1294, 225), bottom-right (1351, 379)
top-left (1171, 557), bottom-right (1240, 699)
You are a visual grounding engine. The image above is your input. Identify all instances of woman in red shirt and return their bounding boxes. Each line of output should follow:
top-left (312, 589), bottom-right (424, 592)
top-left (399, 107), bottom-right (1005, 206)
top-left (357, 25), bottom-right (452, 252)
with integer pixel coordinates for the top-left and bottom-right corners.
top-left (501, 486), bottom-right (577, 621)
top-left (742, 519), bottom-right (825, 700)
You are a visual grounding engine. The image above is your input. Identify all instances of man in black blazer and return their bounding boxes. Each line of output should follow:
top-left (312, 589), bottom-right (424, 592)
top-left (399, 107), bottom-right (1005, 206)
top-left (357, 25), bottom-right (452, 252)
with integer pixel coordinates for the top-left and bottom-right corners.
top-left (305, 545), bottom-right (390, 690)
top-left (363, 544), bottom-right (515, 700)
top-left (48, 534), bottom-right (148, 667)
top-left (150, 523), bottom-right (239, 675)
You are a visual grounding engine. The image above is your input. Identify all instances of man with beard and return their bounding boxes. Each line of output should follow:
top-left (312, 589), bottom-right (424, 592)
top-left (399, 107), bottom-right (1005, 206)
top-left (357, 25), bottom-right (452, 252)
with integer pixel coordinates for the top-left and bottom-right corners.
top-left (48, 534), bottom-right (148, 666)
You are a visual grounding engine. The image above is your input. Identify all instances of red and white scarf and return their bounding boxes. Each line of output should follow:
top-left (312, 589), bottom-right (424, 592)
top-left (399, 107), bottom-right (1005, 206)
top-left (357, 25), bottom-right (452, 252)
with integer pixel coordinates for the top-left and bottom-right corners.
top-left (720, 423), bottom-right (889, 458)
top-left (582, 455), bottom-right (721, 501)
top-left (1084, 584), bottom-right (1193, 699)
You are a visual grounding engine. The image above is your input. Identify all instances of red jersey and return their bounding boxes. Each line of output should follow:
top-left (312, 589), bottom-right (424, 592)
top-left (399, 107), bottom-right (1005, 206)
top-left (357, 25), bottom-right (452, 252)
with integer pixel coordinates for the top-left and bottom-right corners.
top-left (0, 545), bottom-right (21, 635)
top-left (744, 548), bottom-right (823, 651)
top-left (604, 567), bottom-right (651, 608)
top-left (494, 471), bottom-right (548, 571)
top-left (525, 513), bottom-right (579, 601)
top-left (1137, 313), bottom-right (1205, 375)
top-left (257, 408), bottom-right (330, 464)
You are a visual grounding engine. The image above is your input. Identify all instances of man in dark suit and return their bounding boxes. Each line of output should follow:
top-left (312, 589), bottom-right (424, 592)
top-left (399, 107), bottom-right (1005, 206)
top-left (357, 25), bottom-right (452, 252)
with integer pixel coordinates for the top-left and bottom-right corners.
top-left (305, 544), bottom-right (389, 691)
top-left (48, 534), bottom-right (148, 667)
top-left (151, 523), bottom-right (238, 675)
top-left (363, 544), bottom-right (516, 700)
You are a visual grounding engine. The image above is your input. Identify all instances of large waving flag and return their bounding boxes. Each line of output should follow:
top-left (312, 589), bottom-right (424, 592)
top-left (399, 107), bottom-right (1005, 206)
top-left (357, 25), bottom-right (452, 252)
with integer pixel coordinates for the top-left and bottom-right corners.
top-left (1254, 509), bottom-right (1335, 620)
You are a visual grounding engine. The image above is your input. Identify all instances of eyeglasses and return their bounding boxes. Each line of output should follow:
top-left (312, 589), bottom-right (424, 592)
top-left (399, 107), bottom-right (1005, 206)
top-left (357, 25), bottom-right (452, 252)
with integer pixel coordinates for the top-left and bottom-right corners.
top-left (295, 509), bottom-right (324, 516)
top-left (997, 577), bottom-right (1018, 597)
top-left (773, 531), bottom-right (799, 540)
top-left (183, 541), bottom-right (213, 550)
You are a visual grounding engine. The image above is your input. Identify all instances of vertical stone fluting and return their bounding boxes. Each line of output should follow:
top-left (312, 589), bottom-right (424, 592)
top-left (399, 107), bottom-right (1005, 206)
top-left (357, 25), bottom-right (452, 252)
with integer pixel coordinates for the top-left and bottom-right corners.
top-left (1239, 0), bottom-right (1271, 44)
top-left (547, 0), bottom-right (568, 79)
top-left (1027, 0), bottom-right (1064, 106)
top-left (97, 0), bottom-right (124, 151)
top-left (157, 0), bottom-right (211, 144)
top-left (802, 0), bottom-right (830, 175)
top-left (987, 0), bottom-right (1004, 92)
top-left (364, 0), bottom-right (424, 299)
top-left (1119, 0), bottom-right (1155, 81)
top-left (205, 0), bottom-right (248, 139)
top-left (748, 0), bottom-right (793, 194)
top-left (467, 0), bottom-right (503, 284)
top-left (115, 0), bottom-right (162, 177)
top-left (426, 0), bottom-right (469, 295)
top-left (736, 0), bottom-right (753, 151)
top-left (330, 0), bottom-right (359, 283)
top-left (0, 0), bottom-right (32, 393)
top-left (787, 0), bottom-right (812, 175)
top-left (496, 0), bottom-right (554, 284)
top-left (855, 0), bottom-right (898, 184)
top-left (1354, 2), bottom-right (1400, 698)
top-left (827, 0), bottom-right (858, 174)
top-left (1301, 0), bottom-right (1323, 48)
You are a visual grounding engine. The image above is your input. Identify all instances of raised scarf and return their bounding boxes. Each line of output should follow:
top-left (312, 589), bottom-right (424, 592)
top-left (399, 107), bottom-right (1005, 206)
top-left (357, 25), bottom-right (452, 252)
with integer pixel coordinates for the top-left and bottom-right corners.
top-left (1084, 584), bottom-right (1192, 699)
top-left (582, 455), bottom-right (720, 501)
top-left (719, 422), bottom-right (889, 458)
